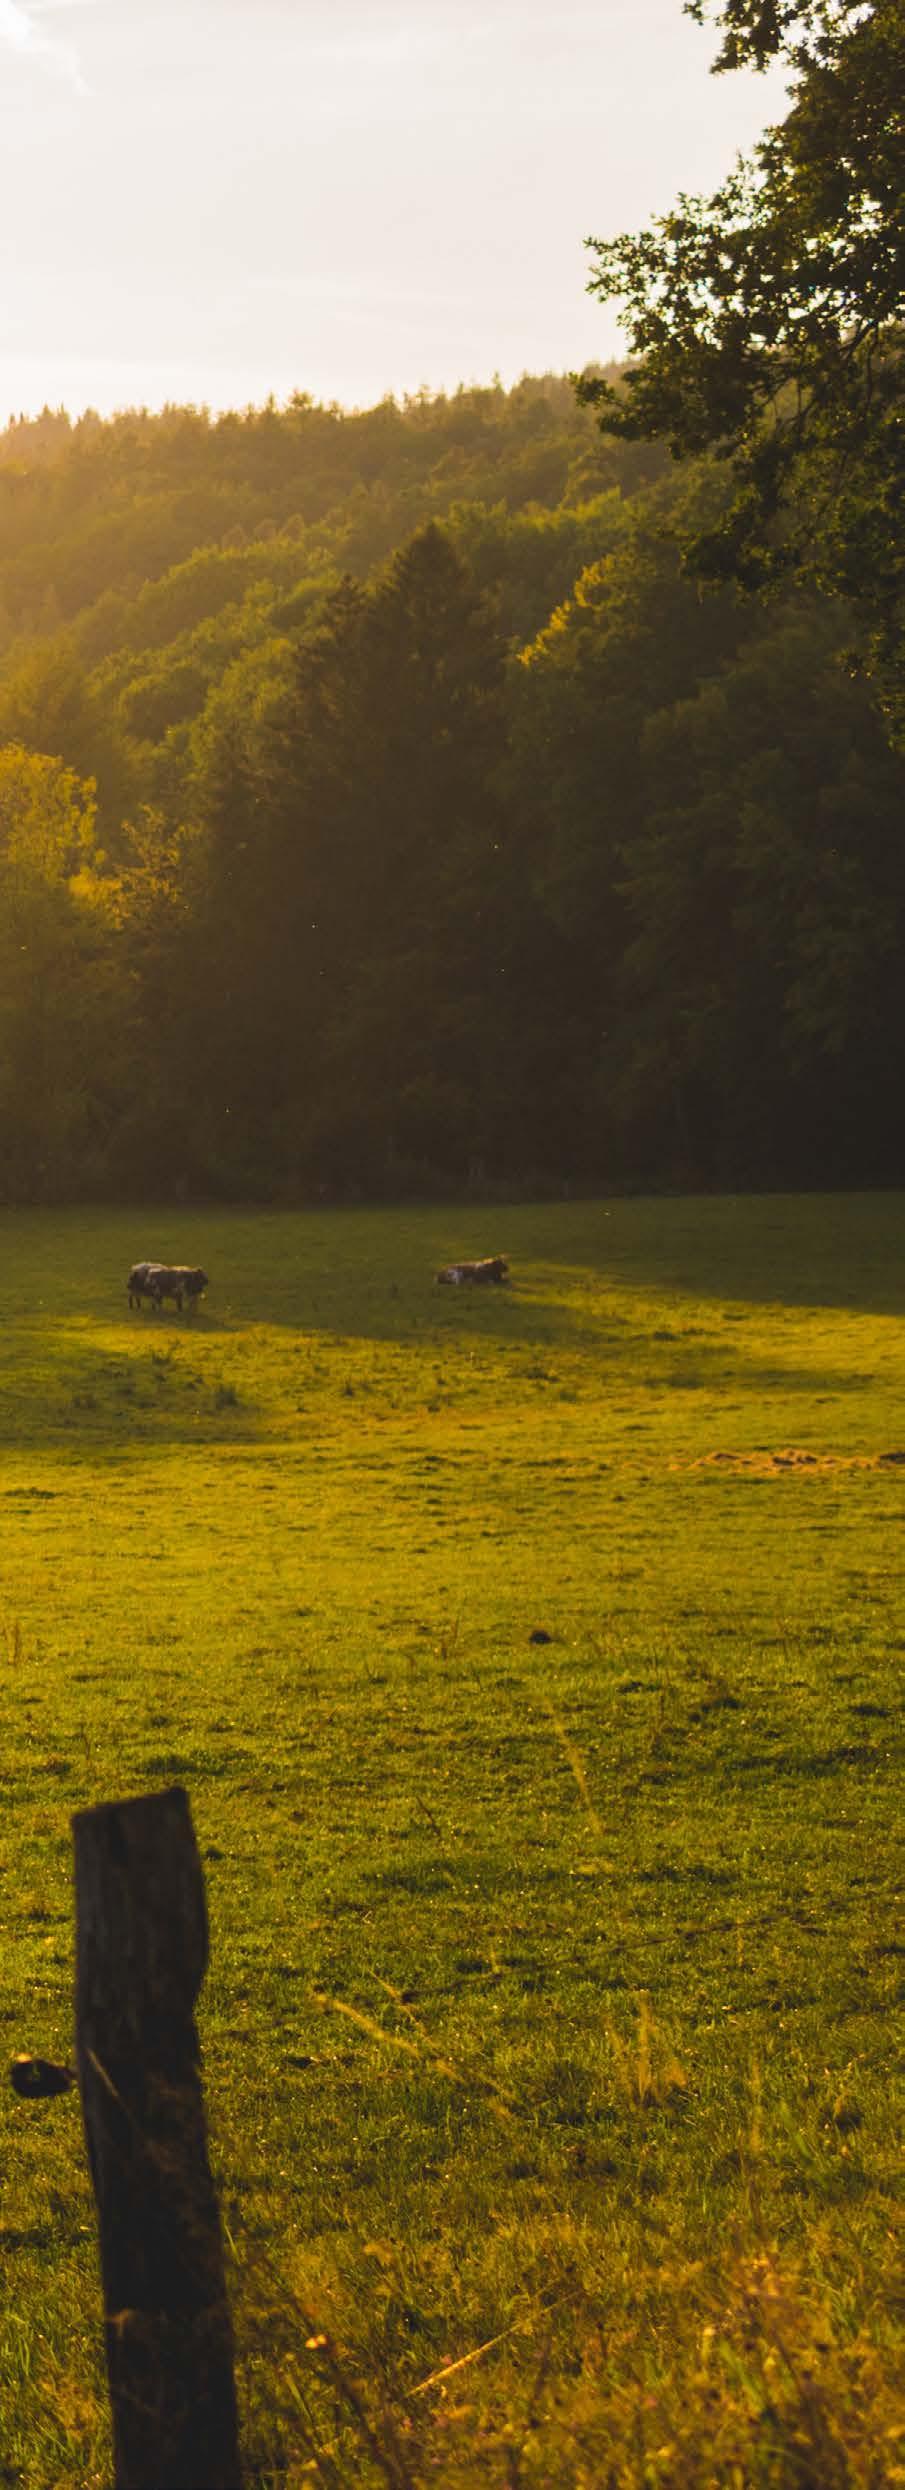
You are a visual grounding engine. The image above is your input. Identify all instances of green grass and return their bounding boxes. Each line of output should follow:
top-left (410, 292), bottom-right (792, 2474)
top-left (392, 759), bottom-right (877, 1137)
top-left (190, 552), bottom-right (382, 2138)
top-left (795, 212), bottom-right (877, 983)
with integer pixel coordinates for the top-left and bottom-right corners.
top-left (0, 1195), bottom-right (902, 2487)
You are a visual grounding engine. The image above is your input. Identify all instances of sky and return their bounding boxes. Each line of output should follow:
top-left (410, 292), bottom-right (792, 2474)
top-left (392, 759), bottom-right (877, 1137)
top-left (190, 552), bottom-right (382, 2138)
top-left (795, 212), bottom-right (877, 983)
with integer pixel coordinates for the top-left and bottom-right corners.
top-left (0, 0), bottom-right (788, 423)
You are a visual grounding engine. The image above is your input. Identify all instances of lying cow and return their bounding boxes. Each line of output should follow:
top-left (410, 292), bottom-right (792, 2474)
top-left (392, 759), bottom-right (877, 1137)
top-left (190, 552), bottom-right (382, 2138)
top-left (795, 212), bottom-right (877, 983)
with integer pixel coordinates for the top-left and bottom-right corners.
top-left (127, 1261), bottom-right (209, 1312)
top-left (436, 1255), bottom-right (509, 1286)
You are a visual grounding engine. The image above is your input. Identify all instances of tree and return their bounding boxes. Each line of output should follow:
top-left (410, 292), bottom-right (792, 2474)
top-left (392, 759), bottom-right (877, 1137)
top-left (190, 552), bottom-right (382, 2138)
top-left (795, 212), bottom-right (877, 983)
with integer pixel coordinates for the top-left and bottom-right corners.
top-left (580, 0), bottom-right (905, 726)
top-left (186, 527), bottom-right (513, 1192)
top-left (0, 637), bottom-right (136, 836)
top-left (610, 607), bottom-right (905, 1181)
top-left (0, 747), bottom-right (127, 1198)
top-left (507, 485), bottom-right (754, 1176)
top-left (685, 2), bottom-right (872, 74)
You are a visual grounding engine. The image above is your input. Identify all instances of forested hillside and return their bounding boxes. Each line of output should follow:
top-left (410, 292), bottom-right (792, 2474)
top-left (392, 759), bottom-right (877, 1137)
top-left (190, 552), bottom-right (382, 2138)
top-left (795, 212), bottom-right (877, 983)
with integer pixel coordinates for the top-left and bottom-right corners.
top-left (0, 376), bottom-right (901, 1201)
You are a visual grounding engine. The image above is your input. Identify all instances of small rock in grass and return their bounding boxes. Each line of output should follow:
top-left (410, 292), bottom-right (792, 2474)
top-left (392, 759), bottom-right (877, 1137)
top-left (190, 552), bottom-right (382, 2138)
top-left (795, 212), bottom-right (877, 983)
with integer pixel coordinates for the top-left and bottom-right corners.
top-left (10, 2054), bottom-right (74, 2100)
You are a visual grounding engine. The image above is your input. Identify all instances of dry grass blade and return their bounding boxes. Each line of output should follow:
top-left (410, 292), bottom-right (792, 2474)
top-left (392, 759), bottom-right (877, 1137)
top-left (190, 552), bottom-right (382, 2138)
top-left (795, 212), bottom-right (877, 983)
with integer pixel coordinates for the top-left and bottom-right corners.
top-left (371, 1974), bottom-right (519, 2112)
top-left (312, 1991), bottom-right (425, 2065)
top-left (410, 2315), bottom-right (532, 2398)
top-left (538, 1693), bottom-right (609, 1855)
top-left (313, 1984), bottom-right (516, 2120)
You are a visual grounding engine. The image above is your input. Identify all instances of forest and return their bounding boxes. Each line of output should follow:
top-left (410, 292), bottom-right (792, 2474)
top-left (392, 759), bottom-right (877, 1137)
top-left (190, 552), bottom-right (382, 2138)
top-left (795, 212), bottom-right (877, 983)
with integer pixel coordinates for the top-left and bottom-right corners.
top-left (0, 365), bottom-right (902, 1203)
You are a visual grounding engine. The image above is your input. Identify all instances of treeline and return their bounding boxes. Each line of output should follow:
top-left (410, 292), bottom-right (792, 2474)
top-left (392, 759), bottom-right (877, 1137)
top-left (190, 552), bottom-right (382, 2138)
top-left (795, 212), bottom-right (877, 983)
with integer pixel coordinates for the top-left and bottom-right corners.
top-left (0, 380), bottom-right (902, 1202)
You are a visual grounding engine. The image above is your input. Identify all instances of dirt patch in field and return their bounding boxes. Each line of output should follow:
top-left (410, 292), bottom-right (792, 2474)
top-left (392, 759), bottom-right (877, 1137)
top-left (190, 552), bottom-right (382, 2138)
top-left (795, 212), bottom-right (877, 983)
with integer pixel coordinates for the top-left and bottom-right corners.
top-left (675, 1447), bottom-right (905, 1476)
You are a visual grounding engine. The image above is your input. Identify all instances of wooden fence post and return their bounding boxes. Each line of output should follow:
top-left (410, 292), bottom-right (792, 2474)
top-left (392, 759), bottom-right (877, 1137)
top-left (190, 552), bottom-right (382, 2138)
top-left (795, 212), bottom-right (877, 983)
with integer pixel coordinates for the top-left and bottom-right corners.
top-left (72, 1786), bottom-right (242, 2490)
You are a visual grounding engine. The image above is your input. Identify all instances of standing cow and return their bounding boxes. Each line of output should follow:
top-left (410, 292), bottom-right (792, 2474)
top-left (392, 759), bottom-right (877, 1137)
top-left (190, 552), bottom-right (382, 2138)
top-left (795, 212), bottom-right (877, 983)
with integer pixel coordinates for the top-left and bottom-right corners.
top-left (127, 1262), bottom-right (209, 1313)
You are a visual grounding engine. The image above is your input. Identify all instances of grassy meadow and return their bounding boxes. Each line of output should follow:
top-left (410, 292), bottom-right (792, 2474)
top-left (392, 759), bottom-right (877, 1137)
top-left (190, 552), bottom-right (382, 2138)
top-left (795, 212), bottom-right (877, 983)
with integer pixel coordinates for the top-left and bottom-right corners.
top-left (0, 1194), bottom-right (902, 2487)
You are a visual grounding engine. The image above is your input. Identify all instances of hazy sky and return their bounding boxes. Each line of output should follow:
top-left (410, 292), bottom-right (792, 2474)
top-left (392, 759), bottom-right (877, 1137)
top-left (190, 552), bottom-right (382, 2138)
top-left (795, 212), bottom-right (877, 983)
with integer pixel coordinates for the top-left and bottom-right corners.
top-left (0, 0), bottom-right (787, 421)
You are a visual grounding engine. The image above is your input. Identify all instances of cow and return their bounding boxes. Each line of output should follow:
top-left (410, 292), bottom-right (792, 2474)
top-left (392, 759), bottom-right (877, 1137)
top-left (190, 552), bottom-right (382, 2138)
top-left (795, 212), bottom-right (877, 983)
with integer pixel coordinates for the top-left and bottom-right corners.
top-left (436, 1256), bottom-right (509, 1286)
top-left (146, 1265), bottom-right (209, 1313)
top-left (127, 1262), bottom-right (209, 1312)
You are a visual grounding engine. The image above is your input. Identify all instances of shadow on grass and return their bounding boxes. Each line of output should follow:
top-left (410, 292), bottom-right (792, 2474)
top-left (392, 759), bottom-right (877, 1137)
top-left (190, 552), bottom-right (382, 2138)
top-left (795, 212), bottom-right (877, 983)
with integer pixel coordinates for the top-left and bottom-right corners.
top-left (0, 1194), bottom-right (897, 1459)
top-left (0, 1311), bottom-right (882, 1457)
top-left (188, 1190), bottom-right (905, 1332)
top-left (497, 1191), bottom-right (905, 1320)
top-left (0, 1195), bottom-right (903, 1349)
top-left (0, 1322), bottom-right (260, 1451)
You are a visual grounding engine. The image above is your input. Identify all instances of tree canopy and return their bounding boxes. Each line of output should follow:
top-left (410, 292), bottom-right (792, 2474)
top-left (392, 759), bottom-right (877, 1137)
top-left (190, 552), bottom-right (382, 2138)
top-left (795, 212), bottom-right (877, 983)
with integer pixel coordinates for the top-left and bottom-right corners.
top-left (685, 1), bottom-right (874, 73)
top-left (581, 0), bottom-right (905, 725)
top-left (0, 377), bottom-right (901, 1200)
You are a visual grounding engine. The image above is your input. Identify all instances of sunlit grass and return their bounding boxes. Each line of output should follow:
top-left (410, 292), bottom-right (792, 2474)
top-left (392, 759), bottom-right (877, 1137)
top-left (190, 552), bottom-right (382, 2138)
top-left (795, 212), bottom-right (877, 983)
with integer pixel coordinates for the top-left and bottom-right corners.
top-left (0, 1195), bottom-right (901, 2483)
